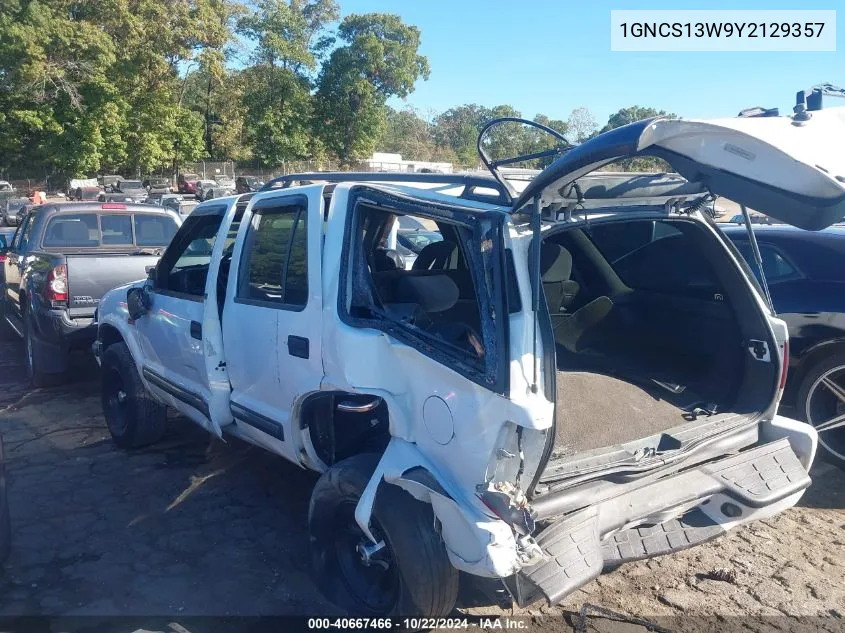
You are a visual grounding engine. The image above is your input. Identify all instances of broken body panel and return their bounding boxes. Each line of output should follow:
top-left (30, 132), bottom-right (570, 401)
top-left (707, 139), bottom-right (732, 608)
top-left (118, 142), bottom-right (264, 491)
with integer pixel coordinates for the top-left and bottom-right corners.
top-left (95, 107), bottom-right (845, 607)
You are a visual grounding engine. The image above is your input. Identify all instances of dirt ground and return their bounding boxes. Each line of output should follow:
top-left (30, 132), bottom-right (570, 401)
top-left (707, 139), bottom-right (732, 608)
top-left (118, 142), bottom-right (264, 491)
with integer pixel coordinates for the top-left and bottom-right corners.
top-left (0, 338), bottom-right (843, 633)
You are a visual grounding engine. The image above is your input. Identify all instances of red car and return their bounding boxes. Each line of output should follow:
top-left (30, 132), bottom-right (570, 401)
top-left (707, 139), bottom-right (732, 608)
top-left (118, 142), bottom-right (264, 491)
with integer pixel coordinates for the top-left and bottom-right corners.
top-left (177, 173), bottom-right (199, 195)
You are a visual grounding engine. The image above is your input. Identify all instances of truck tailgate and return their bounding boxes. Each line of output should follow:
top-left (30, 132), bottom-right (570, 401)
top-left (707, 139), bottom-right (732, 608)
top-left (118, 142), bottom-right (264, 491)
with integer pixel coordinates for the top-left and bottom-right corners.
top-left (66, 254), bottom-right (158, 318)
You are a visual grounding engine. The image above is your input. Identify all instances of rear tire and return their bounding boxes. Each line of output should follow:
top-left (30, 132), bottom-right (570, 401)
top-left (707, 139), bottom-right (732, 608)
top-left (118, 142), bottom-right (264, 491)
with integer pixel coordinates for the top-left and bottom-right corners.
top-left (24, 318), bottom-right (57, 388)
top-left (796, 352), bottom-right (845, 469)
top-left (309, 453), bottom-right (459, 617)
top-left (101, 342), bottom-right (167, 449)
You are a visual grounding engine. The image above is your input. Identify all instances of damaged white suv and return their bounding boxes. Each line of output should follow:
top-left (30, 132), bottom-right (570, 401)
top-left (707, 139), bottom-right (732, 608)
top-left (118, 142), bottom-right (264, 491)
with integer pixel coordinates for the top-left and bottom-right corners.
top-left (94, 106), bottom-right (845, 616)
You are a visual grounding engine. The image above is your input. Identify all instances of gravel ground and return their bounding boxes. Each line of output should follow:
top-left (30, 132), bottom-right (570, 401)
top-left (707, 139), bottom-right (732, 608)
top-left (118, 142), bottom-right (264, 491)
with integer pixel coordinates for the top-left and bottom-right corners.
top-left (0, 337), bottom-right (843, 633)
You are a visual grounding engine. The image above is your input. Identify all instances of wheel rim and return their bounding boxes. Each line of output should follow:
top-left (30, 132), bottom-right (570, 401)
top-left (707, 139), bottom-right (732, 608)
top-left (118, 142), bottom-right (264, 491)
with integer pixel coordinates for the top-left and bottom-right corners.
top-left (805, 364), bottom-right (845, 461)
top-left (104, 367), bottom-right (129, 435)
top-left (332, 502), bottom-right (399, 614)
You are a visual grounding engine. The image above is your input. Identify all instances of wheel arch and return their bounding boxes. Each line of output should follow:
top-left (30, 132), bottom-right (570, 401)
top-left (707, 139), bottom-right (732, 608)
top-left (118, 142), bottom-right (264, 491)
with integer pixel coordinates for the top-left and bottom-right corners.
top-left (791, 338), bottom-right (845, 401)
top-left (352, 438), bottom-right (520, 578)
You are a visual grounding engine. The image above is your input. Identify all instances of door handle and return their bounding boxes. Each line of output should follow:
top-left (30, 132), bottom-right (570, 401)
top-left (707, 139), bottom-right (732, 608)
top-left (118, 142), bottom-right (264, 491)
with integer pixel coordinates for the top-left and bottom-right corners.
top-left (287, 335), bottom-right (309, 359)
top-left (190, 321), bottom-right (202, 340)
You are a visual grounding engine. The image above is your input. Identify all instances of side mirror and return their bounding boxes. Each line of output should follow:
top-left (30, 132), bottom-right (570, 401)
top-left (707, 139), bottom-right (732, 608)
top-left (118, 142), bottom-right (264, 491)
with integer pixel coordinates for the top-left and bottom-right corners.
top-left (127, 287), bottom-right (151, 321)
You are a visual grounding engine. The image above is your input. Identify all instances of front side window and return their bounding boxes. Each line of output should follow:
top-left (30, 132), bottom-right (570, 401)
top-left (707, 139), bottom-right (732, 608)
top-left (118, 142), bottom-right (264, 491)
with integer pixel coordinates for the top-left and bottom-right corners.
top-left (238, 205), bottom-right (308, 309)
top-left (155, 213), bottom-right (225, 298)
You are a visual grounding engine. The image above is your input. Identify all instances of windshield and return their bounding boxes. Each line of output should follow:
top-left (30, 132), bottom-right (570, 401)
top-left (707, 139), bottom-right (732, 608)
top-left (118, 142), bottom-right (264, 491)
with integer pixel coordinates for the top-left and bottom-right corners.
top-left (42, 213), bottom-right (178, 247)
top-left (120, 181), bottom-right (143, 189)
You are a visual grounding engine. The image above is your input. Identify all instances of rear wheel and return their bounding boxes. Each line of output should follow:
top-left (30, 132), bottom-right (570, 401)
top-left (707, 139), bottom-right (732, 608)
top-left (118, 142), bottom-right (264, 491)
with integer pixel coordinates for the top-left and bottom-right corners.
top-left (797, 353), bottom-right (845, 468)
top-left (24, 318), bottom-right (57, 388)
top-left (101, 342), bottom-right (167, 449)
top-left (309, 454), bottom-right (459, 617)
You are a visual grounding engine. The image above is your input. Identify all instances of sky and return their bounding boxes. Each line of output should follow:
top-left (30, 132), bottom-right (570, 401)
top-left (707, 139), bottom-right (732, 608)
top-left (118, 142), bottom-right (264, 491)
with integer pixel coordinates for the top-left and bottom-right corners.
top-left (338, 0), bottom-right (844, 126)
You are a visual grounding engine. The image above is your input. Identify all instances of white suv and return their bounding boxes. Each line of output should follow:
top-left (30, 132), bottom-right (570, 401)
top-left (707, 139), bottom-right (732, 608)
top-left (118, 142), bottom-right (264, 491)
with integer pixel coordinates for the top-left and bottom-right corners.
top-left (94, 107), bottom-right (845, 616)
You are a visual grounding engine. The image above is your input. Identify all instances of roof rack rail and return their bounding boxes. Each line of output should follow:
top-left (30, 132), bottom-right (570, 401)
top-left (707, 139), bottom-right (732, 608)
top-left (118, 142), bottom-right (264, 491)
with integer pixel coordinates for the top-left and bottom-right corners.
top-left (259, 171), bottom-right (513, 205)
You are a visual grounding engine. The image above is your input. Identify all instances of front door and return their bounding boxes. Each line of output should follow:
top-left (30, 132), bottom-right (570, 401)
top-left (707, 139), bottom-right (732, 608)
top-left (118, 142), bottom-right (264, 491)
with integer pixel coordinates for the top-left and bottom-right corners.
top-left (134, 202), bottom-right (235, 434)
top-left (221, 185), bottom-right (324, 461)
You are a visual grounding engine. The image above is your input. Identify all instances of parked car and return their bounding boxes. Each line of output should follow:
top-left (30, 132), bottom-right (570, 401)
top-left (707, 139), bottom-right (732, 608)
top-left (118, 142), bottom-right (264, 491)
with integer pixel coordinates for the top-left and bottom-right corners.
top-left (144, 177), bottom-right (172, 194)
top-left (0, 181), bottom-right (14, 193)
top-left (0, 202), bottom-right (181, 386)
top-left (70, 186), bottom-right (103, 201)
top-left (201, 181), bottom-right (235, 201)
top-left (194, 179), bottom-right (218, 201)
top-left (99, 174), bottom-right (123, 190)
top-left (395, 228), bottom-right (443, 269)
top-left (114, 180), bottom-right (147, 201)
top-left (93, 106), bottom-right (845, 617)
top-left (0, 227), bottom-right (16, 274)
top-left (177, 173), bottom-right (200, 195)
top-left (721, 224), bottom-right (845, 467)
top-left (727, 213), bottom-right (776, 225)
top-left (235, 175), bottom-right (264, 194)
top-left (1, 197), bottom-right (29, 226)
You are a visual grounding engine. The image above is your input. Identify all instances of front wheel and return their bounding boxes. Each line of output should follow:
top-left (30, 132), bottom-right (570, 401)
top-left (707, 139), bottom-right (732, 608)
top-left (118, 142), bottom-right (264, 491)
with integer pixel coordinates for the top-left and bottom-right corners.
top-left (309, 454), bottom-right (459, 617)
top-left (101, 342), bottom-right (167, 449)
top-left (797, 352), bottom-right (845, 468)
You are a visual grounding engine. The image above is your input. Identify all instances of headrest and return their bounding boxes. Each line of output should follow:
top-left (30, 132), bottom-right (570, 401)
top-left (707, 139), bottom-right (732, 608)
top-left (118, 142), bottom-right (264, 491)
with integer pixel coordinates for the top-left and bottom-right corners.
top-left (395, 274), bottom-right (459, 313)
top-left (413, 240), bottom-right (457, 270)
top-left (61, 221), bottom-right (91, 242)
top-left (540, 244), bottom-right (573, 282)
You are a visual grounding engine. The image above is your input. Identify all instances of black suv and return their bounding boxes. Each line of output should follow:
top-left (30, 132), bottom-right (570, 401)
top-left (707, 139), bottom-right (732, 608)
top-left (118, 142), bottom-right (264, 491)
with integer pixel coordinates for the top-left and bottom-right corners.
top-left (235, 175), bottom-right (264, 193)
top-left (722, 224), bottom-right (845, 466)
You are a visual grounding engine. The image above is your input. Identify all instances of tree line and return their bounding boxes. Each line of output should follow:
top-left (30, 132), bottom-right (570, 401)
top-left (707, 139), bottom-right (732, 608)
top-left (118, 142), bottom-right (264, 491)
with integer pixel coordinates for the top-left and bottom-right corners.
top-left (0, 0), bottom-right (673, 180)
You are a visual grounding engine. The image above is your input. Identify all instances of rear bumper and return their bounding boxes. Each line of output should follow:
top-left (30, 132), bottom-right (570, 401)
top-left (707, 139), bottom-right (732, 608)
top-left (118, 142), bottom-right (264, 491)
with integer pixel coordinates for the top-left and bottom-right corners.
top-left (504, 426), bottom-right (814, 605)
top-left (33, 308), bottom-right (96, 349)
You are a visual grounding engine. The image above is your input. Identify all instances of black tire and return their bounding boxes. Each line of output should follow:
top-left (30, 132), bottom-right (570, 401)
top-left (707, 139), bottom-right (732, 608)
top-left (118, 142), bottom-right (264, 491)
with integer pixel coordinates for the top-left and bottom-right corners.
top-left (796, 352), bottom-right (845, 468)
top-left (309, 453), bottom-right (459, 618)
top-left (101, 342), bottom-right (167, 449)
top-left (24, 318), bottom-right (57, 388)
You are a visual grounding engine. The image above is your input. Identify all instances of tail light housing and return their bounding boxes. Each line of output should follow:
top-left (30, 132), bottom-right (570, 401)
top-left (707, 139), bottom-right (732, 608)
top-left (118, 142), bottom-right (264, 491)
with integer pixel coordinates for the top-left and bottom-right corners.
top-left (45, 264), bottom-right (68, 305)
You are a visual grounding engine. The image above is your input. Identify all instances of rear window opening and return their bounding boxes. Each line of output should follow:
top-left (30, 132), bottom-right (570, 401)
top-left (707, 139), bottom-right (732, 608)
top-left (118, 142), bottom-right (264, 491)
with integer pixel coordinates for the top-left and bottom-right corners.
top-left (340, 194), bottom-right (505, 390)
top-left (538, 217), bottom-right (780, 477)
top-left (42, 213), bottom-right (178, 248)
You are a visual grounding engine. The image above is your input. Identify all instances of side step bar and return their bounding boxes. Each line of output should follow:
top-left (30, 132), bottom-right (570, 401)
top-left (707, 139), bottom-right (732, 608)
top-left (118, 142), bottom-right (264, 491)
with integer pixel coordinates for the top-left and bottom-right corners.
top-left (510, 438), bottom-right (810, 606)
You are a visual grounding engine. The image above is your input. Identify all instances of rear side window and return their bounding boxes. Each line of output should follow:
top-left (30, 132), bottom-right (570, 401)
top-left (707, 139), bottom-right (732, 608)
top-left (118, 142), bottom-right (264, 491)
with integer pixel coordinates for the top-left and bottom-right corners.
top-left (238, 206), bottom-right (308, 309)
top-left (135, 215), bottom-right (178, 246)
top-left (732, 241), bottom-right (801, 284)
top-left (43, 214), bottom-right (99, 247)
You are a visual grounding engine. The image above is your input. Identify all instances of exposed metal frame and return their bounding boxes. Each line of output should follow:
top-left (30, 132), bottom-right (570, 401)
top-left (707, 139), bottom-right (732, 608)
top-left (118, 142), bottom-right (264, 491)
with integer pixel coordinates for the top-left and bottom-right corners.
top-left (260, 171), bottom-right (513, 206)
top-left (476, 117), bottom-right (573, 201)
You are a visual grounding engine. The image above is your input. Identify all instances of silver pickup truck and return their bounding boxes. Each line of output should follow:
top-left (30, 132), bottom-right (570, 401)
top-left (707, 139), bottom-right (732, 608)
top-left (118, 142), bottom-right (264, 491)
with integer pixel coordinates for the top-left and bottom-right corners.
top-left (94, 107), bottom-right (845, 617)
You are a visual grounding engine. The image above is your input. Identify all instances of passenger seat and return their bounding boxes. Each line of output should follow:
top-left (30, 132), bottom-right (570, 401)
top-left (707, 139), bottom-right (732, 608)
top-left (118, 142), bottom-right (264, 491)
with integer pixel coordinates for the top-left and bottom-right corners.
top-left (540, 243), bottom-right (615, 354)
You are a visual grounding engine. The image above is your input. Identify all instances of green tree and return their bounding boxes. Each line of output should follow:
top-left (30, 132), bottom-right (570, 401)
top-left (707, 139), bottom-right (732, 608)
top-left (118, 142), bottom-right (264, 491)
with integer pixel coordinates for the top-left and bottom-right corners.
top-left (241, 65), bottom-right (315, 166)
top-left (599, 105), bottom-right (673, 134)
top-left (431, 104), bottom-right (493, 168)
top-left (599, 106), bottom-right (676, 171)
top-left (314, 13), bottom-right (429, 163)
top-left (567, 106), bottom-right (598, 143)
